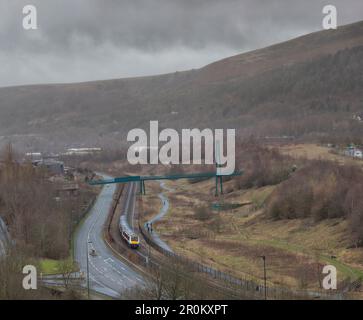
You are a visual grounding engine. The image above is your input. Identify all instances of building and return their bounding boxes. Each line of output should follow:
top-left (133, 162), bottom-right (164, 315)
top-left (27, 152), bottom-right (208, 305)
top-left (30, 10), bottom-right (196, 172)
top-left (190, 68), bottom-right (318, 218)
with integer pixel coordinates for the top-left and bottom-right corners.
top-left (345, 144), bottom-right (363, 159)
top-left (33, 159), bottom-right (65, 175)
top-left (64, 148), bottom-right (102, 156)
top-left (25, 152), bottom-right (42, 161)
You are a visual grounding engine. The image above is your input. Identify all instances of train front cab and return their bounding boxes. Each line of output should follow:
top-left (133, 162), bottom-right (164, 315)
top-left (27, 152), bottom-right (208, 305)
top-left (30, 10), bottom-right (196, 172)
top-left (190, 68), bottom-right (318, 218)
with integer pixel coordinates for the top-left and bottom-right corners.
top-left (130, 235), bottom-right (140, 249)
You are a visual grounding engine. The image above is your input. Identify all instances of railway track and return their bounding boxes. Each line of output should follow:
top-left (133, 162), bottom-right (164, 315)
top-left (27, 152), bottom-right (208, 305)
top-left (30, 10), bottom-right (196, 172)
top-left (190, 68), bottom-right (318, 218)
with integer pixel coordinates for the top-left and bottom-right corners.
top-left (74, 176), bottom-right (144, 298)
top-left (113, 182), bottom-right (249, 299)
top-left (114, 181), bottom-right (348, 300)
top-left (114, 182), bottom-right (149, 260)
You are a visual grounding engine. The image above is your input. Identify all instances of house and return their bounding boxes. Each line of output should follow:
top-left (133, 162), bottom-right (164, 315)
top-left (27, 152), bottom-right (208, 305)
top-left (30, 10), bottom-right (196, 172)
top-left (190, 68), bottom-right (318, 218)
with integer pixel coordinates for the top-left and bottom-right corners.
top-left (346, 144), bottom-right (355, 157)
top-left (33, 159), bottom-right (65, 175)
top-left (354, 149), bottom-right (363, 158)
top-left (345, 144), bottom-right (363, 159)
top-left (25, 152), bottom-right (42, 161)
top-left (353, 114), bottom-right (363, 122)
top-left (64, 147), bottom-right (102, 156)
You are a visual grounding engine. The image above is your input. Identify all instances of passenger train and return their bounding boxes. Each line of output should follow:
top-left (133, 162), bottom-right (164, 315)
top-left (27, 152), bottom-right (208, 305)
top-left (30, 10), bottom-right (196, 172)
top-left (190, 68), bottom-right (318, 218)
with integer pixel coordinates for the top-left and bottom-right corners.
top-left (119, 215), bottom-right (140, 249)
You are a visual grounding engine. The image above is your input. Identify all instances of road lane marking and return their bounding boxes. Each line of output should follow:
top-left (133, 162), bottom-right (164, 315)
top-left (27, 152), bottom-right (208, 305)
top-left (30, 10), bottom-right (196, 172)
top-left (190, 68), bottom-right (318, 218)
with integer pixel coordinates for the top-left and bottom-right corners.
top-left (78, 179), bottom-right (144, 295)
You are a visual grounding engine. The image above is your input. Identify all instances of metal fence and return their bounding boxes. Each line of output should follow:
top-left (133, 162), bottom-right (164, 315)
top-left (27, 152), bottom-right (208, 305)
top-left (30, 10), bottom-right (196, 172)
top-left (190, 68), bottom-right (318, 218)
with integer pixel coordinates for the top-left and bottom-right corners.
top-left (139, 223), bottom-right (346, 300)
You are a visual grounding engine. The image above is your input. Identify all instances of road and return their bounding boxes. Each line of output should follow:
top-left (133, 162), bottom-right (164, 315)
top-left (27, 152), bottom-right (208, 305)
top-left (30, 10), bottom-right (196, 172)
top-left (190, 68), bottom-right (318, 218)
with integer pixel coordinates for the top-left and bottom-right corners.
top-left (74, 176), bottom-right (144, 298)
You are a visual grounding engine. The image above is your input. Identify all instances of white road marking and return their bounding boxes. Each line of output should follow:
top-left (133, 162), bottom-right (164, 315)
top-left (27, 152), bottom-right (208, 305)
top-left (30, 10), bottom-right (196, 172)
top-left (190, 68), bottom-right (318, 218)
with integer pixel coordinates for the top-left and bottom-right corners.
top-left (78, 180), bottom-right (144, 295)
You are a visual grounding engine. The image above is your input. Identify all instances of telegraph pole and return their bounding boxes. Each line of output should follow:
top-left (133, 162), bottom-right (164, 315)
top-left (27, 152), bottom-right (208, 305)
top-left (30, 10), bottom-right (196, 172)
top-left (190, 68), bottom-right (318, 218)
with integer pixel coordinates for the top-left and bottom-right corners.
top-left (260, 255), bottom-right (267, 300)
top-left (86, 240), bottom-right (92, 299)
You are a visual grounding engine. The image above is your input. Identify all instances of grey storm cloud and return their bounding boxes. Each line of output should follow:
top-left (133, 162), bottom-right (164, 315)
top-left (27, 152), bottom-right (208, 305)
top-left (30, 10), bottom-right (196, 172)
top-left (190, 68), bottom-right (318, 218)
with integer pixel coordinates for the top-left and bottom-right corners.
top-left (0, 0), bottom-right (363, 87)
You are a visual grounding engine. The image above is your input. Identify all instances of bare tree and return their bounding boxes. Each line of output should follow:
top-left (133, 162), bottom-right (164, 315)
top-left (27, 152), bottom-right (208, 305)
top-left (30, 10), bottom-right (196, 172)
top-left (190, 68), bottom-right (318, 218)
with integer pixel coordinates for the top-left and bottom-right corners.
top-left (59, 259), bottom-right (75, 289)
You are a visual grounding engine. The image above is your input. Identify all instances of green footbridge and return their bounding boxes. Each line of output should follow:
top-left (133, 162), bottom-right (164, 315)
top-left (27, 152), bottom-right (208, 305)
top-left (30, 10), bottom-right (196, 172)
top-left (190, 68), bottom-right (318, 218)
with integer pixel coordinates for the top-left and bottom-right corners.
top-left (89, 170), bottom-right (242, 196)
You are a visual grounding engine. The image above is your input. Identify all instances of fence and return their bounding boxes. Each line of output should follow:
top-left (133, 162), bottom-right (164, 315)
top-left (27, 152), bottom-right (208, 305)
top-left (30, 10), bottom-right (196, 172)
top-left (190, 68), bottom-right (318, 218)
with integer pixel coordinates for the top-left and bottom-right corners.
top-left (138, 222), bottom-right (346, 300)
top-left (105, 183), bottom-right (348, 299)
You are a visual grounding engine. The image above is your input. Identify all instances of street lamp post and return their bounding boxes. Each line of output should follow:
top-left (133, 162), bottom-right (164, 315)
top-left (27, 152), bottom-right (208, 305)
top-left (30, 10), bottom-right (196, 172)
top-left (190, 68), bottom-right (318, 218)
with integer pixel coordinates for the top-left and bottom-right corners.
top-left (260, 255), bottom-right (267, 300)
top-left (86, 240), bottom-right (92, 299)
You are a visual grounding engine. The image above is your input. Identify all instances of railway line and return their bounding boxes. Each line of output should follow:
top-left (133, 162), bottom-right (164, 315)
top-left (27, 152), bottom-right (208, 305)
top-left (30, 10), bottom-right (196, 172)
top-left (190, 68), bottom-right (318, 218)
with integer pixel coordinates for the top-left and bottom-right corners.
top-left (76, 177), bottom-right (342, 300)
top-left (114, 181), bottom-right (249, 299)
top-left (118, 181), bottom-right (148, 259)
top-left (73, 175), bottom-right (144, 298)
top-left (116, 181), bottom-right (345, 300)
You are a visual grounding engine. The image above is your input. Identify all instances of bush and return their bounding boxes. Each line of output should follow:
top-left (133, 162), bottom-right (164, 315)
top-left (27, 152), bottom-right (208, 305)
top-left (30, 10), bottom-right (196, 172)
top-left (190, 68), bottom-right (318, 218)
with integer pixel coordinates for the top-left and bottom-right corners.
top-left (194, 206), bottom-right (211, 221)
top-left (267, 160), bottom-right (363, 246)
top-left (0, 145), bottom-right (94, 259)
top-left (234, 143), bottom-right (294, 189)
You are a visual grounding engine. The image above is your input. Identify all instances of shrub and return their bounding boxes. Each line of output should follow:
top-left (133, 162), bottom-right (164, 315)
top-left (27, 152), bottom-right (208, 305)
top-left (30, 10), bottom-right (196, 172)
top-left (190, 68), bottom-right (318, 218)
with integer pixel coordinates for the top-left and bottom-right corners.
top-left (234, 143), bottom-right (294, 189)
top-left (267, 160), bottom-right (363, 246)
top-left (194, 206), bottom-right (211, 221)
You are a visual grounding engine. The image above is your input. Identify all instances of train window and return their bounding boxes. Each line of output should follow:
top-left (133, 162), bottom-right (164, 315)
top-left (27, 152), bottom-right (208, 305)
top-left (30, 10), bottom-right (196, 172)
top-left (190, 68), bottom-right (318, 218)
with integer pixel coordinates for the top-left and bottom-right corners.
top-left (131, 236), bottom-right (138, 242)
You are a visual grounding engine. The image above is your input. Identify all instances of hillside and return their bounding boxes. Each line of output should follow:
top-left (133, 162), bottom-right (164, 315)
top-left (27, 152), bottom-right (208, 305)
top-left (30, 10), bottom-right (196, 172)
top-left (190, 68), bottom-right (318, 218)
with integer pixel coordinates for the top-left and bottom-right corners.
top-left (1, 21), bottom-right (363, 151)
top-left (137, 143), bottom-right (363, 294)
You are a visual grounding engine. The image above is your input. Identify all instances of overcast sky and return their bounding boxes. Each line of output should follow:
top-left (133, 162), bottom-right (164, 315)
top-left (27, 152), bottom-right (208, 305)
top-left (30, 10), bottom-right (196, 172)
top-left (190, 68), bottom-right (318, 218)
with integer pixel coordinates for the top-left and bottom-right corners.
top-left (0, 0), bottom-right (362, 87)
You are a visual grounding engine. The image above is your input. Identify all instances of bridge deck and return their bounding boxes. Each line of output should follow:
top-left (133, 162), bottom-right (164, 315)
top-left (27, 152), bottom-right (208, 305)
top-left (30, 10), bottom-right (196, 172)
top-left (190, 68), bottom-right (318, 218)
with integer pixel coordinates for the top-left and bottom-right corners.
top-left (89, 171), bottom-right (242, 185)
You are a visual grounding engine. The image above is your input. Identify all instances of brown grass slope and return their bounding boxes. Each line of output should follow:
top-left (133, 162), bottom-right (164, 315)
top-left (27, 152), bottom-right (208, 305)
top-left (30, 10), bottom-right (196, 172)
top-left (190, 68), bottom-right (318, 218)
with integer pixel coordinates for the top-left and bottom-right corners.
top-left (1, 21), bottom-right (363, 150)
